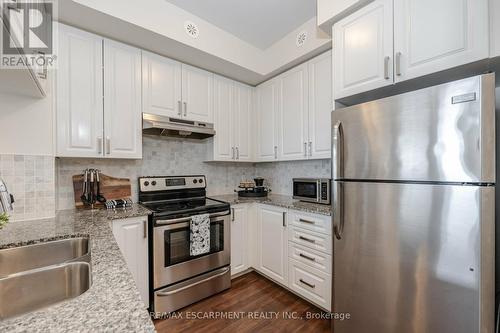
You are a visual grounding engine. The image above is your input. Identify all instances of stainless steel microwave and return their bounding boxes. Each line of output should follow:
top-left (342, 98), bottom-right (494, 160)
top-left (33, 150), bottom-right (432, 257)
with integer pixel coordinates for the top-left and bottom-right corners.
top-left (293, 178), bottom-right (331, 205)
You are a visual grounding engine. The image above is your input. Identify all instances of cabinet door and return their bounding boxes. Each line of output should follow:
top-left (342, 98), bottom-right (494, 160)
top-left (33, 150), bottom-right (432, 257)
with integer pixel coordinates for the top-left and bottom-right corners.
top-left (257, 205), bottom-right (287, 285)
top-left (56, 24), bottom-right (104, 157)
top-left (142, 51), bottom-right (182, 118)
top-left (231, 205), bottom-right (248, 276)
top-left (233, 82), bottom-right (253, 162)
top-left (256, 80), bottom-right (279, 161)
top-left (112, 217), bottom-right (149, 307)
top-left (394, 0), bottom-right (489, 82)
top-left (333, 0), bottom-right (394, 99)
top-left (278, 64), bottom-right (309, 161)
top-left (308, 51), bottom-right (332, 159)
top-left (103, 40), bottom-right (142, 159)
top-left (181, 64), bottom-right (214, 122)
top-left (213, 75), bottom-right (234, 161)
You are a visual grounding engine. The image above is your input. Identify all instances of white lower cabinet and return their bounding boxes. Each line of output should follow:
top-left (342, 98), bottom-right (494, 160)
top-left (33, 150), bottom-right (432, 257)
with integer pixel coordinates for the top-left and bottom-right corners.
top-left (256, 204), bottom-right (288, 285)
top-left (230, 204), bottom-right (249, 276)
top-left (243, 203), bottom-right (332, 310)
top-left (111, 216), bottom-right (149, 307)
top-left (288, 259), bottom-right (331, 310)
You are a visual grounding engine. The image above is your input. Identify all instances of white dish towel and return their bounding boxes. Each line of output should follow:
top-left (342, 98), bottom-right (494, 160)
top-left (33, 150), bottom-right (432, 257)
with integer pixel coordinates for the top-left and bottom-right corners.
top-left (190, 213), bottom-right (210, 256)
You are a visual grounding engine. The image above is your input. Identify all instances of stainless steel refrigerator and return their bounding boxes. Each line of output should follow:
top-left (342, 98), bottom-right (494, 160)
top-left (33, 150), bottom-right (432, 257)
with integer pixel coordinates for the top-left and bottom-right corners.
top-left (331, 73), bottom-right (496, 333)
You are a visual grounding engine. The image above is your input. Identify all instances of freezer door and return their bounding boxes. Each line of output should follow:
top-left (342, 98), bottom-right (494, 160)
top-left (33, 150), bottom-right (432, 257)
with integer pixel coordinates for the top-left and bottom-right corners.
top-left (332, 73), bottom-right (495, 183)
top-left (333, 182), bottom-right (495, 333)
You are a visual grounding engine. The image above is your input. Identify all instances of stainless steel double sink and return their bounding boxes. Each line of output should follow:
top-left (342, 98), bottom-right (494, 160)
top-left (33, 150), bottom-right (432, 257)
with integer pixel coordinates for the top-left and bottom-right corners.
top-left (0, 237), bottom-right (92, 319)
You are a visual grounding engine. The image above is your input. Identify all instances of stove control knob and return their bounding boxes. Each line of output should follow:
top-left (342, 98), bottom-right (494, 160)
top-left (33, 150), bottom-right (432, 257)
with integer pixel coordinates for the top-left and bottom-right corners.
top-left (151, 181), bottom-right (157, 186)
top-left (144, 181), bottom-right (150, 186)
top-left (199, 178), bottom-right (204, 184)
top-left (193, 179), bottom-right (198, 184)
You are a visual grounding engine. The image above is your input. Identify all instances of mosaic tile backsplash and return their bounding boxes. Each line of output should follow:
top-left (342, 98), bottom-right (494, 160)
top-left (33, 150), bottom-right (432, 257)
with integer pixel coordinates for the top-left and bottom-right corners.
top-left (56, 136), bottom-right (331, 210)
top-left (56, 136), bottom-right (257, 210)
top-left (0, 155), bottom-right (55, 221)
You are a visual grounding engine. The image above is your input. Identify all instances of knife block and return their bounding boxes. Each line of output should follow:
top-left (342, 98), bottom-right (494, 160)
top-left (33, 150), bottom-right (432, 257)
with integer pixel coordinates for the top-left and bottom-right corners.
top-left (72, 173), bottom-right (132, 209)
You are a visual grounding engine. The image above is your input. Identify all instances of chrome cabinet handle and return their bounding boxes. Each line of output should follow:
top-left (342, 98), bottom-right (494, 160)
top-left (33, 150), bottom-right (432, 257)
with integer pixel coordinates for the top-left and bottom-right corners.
top-left (308, 142), bottom-right (312, 157)
top-left (395, 52), bottom-right (402, 76)
top-left (274, 146), bottom-right (278, 159)
top-left (183, 102), bottom-right (187, 116)
top-left (384, 56), bottom-right (390, 80)
top-left (304, 142), bottom-right (307, 157)
top-left (178, 101), bottom-right (182, 116)
top-left (299, 236), bottom-right (315, 243)
top-left (282, 212), bottom-right (286, 227)
top-left (333, 121), bottom-right (344, 240)
top-left (299, 253), bottom-right (316, 262)
top-left (299, 218), bottom-right (315, 225)
top-left (236, 147), bottom-right (239, 160)
top-left (143, 220), bottom-right (147, 238)
top-left (299, 279), bottom-right (315, 289)
top-left (231, 208), bottom-right (235, 222)
top-left (97, 137), bottom-right (103, 155)
top-left (106, 137), bottom-right (111, 155)
top-left (232, 147), bottom-right (235, 160)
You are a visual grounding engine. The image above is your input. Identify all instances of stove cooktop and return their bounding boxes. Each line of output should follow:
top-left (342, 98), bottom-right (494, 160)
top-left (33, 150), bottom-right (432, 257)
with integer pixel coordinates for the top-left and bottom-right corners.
top-left (142, 197), bottom-right (230, 219)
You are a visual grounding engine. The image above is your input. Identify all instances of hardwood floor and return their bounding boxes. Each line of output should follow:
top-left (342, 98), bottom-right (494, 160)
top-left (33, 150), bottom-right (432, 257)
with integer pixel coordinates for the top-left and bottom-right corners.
top-left (154, 271), bottom-right (331, 333)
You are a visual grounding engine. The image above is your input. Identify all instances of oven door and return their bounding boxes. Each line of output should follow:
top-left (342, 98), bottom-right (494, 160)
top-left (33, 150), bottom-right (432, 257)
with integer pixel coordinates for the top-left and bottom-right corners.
top-left (153, 210), bottom-right (230, 289)
top-left (293, 179), bottom-right (320, 203)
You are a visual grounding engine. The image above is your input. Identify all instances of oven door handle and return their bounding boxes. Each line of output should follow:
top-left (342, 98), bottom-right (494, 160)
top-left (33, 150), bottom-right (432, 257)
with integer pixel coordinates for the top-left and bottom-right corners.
top-left (155, 210), bottom-right (231, 226)
top-left (156, 266), bottom-right (230, 296)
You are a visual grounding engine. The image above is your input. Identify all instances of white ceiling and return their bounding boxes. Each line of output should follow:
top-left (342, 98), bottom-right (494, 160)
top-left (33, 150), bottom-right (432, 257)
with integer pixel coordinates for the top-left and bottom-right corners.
top-left (164, 0), bottom-right (317, 50)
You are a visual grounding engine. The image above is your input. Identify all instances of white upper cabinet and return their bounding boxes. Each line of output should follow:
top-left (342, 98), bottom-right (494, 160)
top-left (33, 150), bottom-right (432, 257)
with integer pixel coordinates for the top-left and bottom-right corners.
top-left (213, 75), bottom-right (234, 161)
top-left (393, 0), bottom-right (489, 82)
top-left (278, 64), bottom-right (309, 161)
top-left (212, 76), bottom-right (253, 162)
top-left (256, 80), bottom-right (279, 161)
top-left (56, 24), bottom-right (104, 158)
top-left (104, 40), bottom-right (142, 159)
top-left (57, 25), bottom-right (142, 159)
top-left (256, 205), bottom-right (288, 286)
top-left (233, 82), bottom-right (253, 162)
top-left (334, 0), bottom-right (490, 99)
top-left (181, 64), bottom-right (214, 123)
top-left (333, 0), bottom-right (394, 99)
top-left (492, 0), bottom-right (500, 57)
top-left (308, 51), bottom-right (332, 159)
top-left (142, 51), bottom-right (182, 118)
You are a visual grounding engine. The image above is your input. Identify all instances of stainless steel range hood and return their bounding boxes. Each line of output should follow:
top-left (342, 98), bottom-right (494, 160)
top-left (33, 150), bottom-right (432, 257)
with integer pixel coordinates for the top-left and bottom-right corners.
top-left (142, 113), bottom-right (216, 140)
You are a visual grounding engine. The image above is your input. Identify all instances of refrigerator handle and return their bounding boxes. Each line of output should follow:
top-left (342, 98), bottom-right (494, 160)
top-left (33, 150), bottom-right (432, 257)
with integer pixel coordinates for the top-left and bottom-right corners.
top-left (333, 121), bottom-right (344, 240)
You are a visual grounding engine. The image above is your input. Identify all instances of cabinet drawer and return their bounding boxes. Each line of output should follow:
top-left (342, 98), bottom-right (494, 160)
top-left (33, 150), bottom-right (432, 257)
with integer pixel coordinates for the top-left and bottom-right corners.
top-left (289, 226), bottom-right (332, 254)
top-left (288, 242), bottom-right (331, 274)
top-left (289, 210), bottom-right (331, 235)
top-left (288, 258), bottom-right (331, 311)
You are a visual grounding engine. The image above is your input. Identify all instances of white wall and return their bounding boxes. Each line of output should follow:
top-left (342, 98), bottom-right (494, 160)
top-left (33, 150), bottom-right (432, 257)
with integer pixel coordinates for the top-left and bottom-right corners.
top-left (491, 0), bottom-right (500, 57)
top-left (0, 89), bottom-right (53, 156)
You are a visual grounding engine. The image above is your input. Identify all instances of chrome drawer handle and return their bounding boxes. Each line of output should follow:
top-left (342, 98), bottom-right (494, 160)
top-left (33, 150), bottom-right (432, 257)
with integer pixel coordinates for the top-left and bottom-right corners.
top-left (299, 236), bottom-right (316, 244)
top-left (299, 253), bottom-right (316, 262)
top-left (299, 279), bottom-right (315, 289)
top-left (299, 218), bottom-right (315, 225)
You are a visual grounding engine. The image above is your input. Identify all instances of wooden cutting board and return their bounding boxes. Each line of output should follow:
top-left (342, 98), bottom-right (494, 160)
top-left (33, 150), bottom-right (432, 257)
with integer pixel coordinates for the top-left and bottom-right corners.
top-left (72, 173), bottom-right (132, 208)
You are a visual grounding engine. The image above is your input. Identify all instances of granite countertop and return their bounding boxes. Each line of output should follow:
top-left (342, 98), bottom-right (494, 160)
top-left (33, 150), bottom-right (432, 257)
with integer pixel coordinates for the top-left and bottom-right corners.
top-left (210, 193), bottom-right (332, 216)
top-left (0, 205), bottom-right (156, 333)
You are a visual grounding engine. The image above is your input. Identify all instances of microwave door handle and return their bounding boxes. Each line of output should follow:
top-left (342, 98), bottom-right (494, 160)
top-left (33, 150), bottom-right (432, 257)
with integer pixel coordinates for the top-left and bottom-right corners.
top-left (316, 180), bottom-right (320, 203)
top-left (333, 121), bottom-right (344, 240)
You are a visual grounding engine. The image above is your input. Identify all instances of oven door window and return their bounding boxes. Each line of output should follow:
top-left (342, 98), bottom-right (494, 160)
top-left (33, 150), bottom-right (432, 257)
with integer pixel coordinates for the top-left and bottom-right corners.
top-left (294, 182), bottom-right (317, 199)
top-left (164, 220), bottom-right (224, 267)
